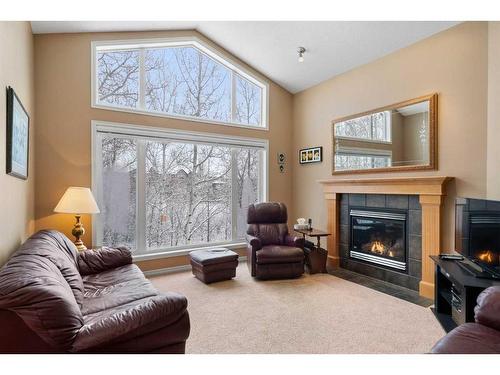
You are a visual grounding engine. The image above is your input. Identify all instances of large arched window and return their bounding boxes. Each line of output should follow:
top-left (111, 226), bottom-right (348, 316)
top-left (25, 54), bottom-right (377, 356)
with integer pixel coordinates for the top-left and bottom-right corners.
top-left (92, 37), bottom-right (269, 129)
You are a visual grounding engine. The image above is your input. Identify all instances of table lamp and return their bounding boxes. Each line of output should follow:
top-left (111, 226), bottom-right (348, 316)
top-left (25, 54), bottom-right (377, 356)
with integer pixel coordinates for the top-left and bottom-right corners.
top-left (54, 187), bottom-right (100, 251)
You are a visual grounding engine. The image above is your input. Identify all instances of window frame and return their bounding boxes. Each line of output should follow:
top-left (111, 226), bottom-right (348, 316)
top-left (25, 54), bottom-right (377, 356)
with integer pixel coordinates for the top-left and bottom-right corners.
top-left (91, 37), bottom-right (270, 130)
top-left (91, 120), bottom-right (269, 260)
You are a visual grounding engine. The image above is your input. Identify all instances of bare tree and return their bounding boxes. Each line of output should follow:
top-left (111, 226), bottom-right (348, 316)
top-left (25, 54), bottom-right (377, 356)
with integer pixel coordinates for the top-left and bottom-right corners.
top-left (98, 51), bottom-right (139, 107)
top-left (174, 47), bottom-right (230, 122)
top-left (235, 76), bottom-right (260, 125)
top-left (145, 49), bottom-right (181, 113)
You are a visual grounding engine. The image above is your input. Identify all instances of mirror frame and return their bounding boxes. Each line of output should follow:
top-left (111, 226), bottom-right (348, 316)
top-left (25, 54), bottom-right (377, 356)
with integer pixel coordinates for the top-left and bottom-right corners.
top-left (331, 93), bottom-right (438, 175)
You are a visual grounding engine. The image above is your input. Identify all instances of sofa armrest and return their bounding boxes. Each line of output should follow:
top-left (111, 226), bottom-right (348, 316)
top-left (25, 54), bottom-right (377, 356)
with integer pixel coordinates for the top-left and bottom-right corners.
top-left (475, 286), bottom-right (500, 331)
top-left (284, 235), bottom-right (305, 248)
top-left (77, 246), bottom-right (132, 276)
top-left (71, 293), bottom-right (187, 352)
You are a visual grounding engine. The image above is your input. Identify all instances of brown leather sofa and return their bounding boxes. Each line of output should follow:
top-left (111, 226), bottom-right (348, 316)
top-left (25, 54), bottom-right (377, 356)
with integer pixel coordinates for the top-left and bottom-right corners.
top-left (431, 286), bottom-right (500, 353)
top-left (246, 202), bottom-right (305, 279)
top-left (0, 230), bottom-right (190, 353)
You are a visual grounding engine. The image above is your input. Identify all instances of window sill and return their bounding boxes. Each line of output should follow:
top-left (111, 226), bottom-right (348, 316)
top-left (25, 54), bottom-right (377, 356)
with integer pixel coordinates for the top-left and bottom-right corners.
top-left (132, 241), bottom-right (247, 261)
top-left (92, 103), bottom-right (269, 131)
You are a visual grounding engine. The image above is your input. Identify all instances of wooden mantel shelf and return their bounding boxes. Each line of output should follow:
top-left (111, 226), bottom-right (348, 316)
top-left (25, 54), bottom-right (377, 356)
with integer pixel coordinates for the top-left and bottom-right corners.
top-left (318, 176), bottom-right (452, 196)
top-left (318, 176), bottom-right (454, 299)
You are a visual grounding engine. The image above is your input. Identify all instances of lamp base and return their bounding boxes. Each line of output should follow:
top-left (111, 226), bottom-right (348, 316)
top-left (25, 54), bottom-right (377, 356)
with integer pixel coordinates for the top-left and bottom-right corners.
top-left (72, 214), bottom-right (87, 252)
top-left (74, 239), bottom-right (87, 251)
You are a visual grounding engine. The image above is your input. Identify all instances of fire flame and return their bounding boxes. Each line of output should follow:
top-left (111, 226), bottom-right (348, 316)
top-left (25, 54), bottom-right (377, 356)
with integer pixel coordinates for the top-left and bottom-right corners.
top-left (371, 241), bottom-right (385, 254)
top-left (477, 250), bottom-right (494, 263)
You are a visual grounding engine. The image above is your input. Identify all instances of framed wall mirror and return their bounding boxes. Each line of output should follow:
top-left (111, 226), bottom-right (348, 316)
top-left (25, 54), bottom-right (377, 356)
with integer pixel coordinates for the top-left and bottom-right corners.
top-left (332, 93), bottom-right (437, 174)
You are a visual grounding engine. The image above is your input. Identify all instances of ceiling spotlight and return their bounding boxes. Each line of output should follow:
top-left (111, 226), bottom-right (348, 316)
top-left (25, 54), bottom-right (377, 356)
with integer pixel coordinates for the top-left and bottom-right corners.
top-left (297, 47), bottom-right (306, 63)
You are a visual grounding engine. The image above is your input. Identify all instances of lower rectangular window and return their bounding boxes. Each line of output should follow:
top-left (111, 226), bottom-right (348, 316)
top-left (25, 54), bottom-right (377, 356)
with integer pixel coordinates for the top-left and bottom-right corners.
top-left (92, 121), bottom-right (267, 256)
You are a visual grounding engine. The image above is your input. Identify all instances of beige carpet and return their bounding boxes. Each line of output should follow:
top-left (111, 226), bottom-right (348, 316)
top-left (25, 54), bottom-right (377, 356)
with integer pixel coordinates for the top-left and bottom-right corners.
top-left (149, 264), bottom-right (445, 354)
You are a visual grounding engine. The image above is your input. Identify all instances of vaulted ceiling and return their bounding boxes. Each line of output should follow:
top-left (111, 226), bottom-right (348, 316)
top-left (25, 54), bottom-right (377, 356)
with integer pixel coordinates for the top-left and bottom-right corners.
top-left (31, 21), bottom-right (460, 93)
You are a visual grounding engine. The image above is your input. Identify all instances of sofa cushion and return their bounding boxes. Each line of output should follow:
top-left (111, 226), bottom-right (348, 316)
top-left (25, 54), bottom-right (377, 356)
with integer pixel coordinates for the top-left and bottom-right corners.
top-left (431, 322), bottom-right (500, 354)
top-left (82, 264), bottom-right (157, 316)
top-left (78, 246), bottom-right (132, 276)
top-left (73, 293), bottom-right (188, 352)
top-left (256, 245), bottom-right (304, 264)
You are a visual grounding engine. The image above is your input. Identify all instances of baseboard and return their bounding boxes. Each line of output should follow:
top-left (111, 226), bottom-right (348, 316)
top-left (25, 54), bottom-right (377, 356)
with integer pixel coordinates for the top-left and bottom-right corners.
top-left (143, 264), bottom-right (192, 277)
top-left (143, 256), bottom-right (247, 277)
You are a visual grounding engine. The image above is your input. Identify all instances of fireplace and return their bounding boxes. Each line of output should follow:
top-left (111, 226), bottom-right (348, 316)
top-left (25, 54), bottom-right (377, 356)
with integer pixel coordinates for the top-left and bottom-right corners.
top-left (469, 214), bottom-right (500, 267)
top-left (350, 209), bottom-right (407, 272)
top-left (455, 198), bottom-right (500, 277)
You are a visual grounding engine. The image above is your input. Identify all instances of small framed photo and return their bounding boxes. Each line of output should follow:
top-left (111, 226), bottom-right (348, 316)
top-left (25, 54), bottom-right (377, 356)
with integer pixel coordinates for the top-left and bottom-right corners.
top-left (6, 87), bottom-right (30, 179)
top-left (299, 146), bottom-right (322, 164)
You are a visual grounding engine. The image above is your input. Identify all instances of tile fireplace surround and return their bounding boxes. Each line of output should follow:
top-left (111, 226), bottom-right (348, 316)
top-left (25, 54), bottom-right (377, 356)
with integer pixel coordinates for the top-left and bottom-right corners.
top-left (318, 176), bottom-right (453, 299)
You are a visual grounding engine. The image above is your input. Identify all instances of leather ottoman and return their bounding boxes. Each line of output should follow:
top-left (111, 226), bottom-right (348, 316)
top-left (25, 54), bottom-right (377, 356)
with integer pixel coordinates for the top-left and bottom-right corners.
top-left (189, 249), bottom-right (238, 284)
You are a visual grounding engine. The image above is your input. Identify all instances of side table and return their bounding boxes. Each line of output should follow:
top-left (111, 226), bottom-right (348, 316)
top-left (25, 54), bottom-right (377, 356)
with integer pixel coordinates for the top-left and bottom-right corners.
top-left (294, 228), bottom-right (331, 274)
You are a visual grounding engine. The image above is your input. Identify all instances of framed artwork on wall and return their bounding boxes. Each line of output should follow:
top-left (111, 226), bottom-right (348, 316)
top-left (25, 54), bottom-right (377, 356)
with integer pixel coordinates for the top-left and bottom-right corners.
top-left (6, 86), bottom-right (30, 180)
top-left (299, 146), bottom-right (322, 164)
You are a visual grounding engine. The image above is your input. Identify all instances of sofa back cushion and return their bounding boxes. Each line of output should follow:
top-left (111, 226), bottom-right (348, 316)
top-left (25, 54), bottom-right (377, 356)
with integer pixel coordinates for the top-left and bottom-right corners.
top-left (247, 202), bottom-right (289, 246)
top-left (0, 230), bottom-right (84, 351)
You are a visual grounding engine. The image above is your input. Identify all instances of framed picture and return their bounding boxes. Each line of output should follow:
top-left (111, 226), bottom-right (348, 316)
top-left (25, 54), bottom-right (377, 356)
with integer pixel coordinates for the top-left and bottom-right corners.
top-left (299, 146), bottom-right (322, 164)
top-left (6, 87), bottom-right (30, 179)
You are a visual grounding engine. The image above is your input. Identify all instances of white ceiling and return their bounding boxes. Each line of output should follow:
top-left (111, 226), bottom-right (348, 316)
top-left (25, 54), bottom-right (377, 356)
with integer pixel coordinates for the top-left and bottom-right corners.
top-left (31, 21), bottom-right (460, 93)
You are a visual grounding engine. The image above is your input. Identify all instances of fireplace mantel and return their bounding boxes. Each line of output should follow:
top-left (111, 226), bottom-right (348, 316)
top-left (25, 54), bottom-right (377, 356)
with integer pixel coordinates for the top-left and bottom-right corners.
top-left (318, 176), bottom-right (453, 299)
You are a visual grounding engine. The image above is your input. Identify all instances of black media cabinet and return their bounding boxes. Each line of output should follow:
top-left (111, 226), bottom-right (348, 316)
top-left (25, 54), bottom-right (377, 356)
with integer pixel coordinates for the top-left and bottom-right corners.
top-left (431, 256), bottom-right (500, 332)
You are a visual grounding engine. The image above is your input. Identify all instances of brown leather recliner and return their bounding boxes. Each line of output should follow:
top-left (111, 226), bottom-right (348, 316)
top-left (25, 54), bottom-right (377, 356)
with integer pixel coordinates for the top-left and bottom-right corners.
top-left (431, 286), bottom-right (500, 353)
top-left (0, 230), bottom-right (190, 353)
top-left (246, 202), bottom-right (305, 279)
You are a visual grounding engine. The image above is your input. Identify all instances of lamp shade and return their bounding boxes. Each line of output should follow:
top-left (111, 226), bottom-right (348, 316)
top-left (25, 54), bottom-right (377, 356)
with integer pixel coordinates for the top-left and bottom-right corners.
top-left (54, 187), bottom-right (100, 214)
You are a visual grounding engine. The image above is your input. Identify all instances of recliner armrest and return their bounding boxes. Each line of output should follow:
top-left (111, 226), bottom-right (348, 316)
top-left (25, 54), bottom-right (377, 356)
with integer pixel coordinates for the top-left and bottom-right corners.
top-left (246, 234), bottom-right (262, 251)
top-left (475, 286), bottom-right (500, 331)
top-left (284, 235), bottom-right (305, 248)
top-left (77, 246), bottom-right (132, 276)
top-left (71, 293), bottom-right (188, 352)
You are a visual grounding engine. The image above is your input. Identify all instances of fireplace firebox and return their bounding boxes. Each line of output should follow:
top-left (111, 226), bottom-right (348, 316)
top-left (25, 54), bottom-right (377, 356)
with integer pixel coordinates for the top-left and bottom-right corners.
top-left (350, 209), bottom-right (408, 272)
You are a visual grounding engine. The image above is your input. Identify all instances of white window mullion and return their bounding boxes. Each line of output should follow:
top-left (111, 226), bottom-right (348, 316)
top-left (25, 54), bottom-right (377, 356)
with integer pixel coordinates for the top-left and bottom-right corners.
top-left (259, 149), bottom-right (267, 202)
top-left (231, 71), bottom-right (237, 123)
top-left (92, 132), bottom-right (104, 247)
top-left (136, 140), bottom-right (147, 252)
top-left (139, 48), bottom-right (146, 110)
top-left (230, 149), bottom-right (238, 241)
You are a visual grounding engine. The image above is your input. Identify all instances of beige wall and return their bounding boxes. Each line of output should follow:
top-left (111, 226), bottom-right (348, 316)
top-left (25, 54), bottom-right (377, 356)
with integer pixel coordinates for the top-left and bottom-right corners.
top-left (487, 22), bottom-right (500, 200)
top-left (292, 22), bottom-right (489, 252)
top-left (0, 22), bottom-right (35, 266)
top-left (34, 30), bottom-right (294, 258)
